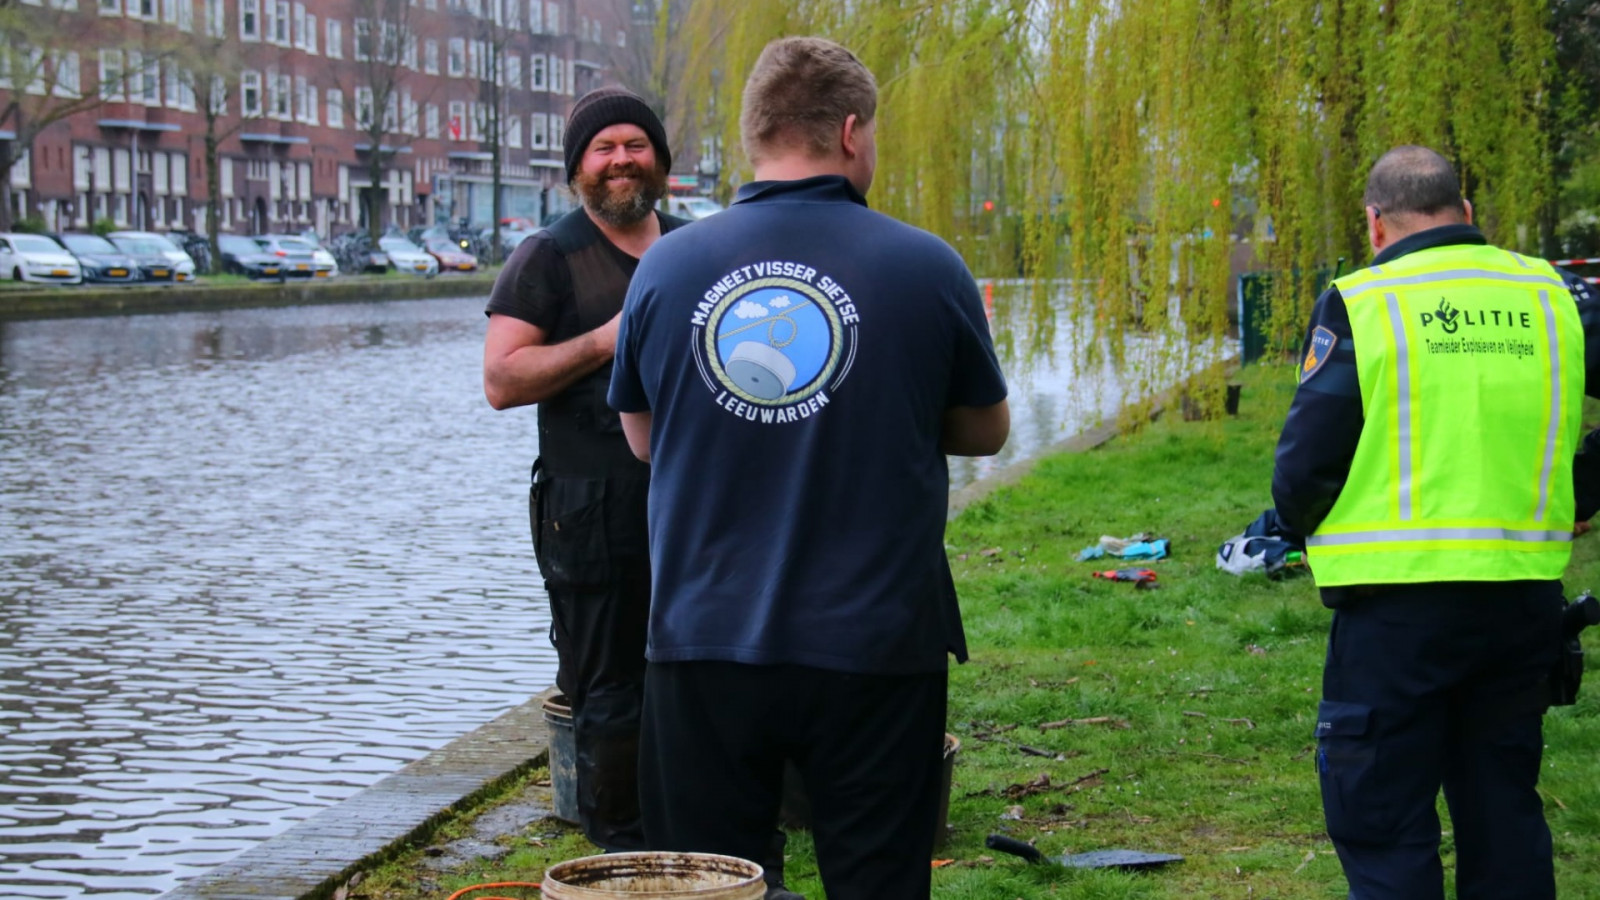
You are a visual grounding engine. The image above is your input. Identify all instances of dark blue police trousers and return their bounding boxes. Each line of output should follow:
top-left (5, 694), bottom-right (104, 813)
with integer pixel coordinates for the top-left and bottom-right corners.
top-left (1316, 580), bottom-right (1562, 900)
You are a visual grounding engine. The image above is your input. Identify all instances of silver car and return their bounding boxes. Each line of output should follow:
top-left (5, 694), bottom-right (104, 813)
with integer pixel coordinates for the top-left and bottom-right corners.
top-left (377, 236), bottom-right (439, 278)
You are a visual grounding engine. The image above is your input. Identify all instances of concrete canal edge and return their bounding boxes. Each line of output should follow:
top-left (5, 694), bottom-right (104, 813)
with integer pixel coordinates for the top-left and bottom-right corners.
top-left (157, 687), bottom-right (557, 900)
top-left (0, 273), bottom-right (500, 321)
top-left (156, 360), bottom-right (1243, 900)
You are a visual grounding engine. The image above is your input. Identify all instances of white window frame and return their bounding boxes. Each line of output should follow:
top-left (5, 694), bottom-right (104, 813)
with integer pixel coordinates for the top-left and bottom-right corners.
top-left (527, 0), bottom-right (540, 33)
top-left (504, 53), bottom-right (520, 90)
top-left (326, 19), bottom-right (341, 58)
top-left (52, 51), bottom-right (80, 98)
top-left (505, 114), bottom-right (521, 148)
top-left (239, 0), bottom-right (260, 40)
top-left (304, 12), bottom-right (316, 52)
top-left (423, 40), bottom-right (438, 74)
top-left (354, 86), bottom-right (374, 129)
top-left (529, 111), bottom-right (546, 149)
top-left (447, 38), bottom-right (464, 77)
top-left (529, 54), bottom-right (545, 90)
top-left (205, 0), bottom-right (224, 36)
top-left (271, 71), bottom-right (291, 119)
top-left (326, 87), bottom-right (343, 128)
top-left (424, 103), bottom-right (438, 139)
top-left (547, 54), bottom-right (562, 94)
top-left (99, 0), bottom-right (121, 15)
top-left (448, 100), bottom-right (466, 140)
top-left (208, 75), bottom-right (226, 114)
top-left (549, 114), bottom-right (562, 149)
top-left (240, 69), bottom-right (261, 116)
top-left (544, 1), bottom-right (557, 34)
top-left (353, 18), bottom-right (370, 61)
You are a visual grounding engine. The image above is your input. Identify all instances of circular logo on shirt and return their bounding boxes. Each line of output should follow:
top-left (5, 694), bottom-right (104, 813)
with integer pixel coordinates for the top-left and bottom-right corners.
top-left (704, 278), bottom-right (843, 405)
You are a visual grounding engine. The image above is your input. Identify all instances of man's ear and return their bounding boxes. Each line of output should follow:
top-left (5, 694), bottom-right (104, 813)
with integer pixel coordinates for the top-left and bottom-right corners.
top-left (1462, 197), bottom-right (1474, 226)
top-left (1366, 205), bottom-right (1385, 253)
top-left (841, 113), bottom-right (861, 159)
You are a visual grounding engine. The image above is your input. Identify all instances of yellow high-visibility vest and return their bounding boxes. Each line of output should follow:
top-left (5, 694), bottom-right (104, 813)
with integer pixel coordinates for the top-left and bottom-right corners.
top-left (1308, 243), bottom-right (1583, 585)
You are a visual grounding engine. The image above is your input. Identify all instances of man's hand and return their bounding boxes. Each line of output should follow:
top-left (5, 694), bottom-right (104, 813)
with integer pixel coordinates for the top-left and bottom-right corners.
top-left (1576, 520), bottom-right (1592, 537)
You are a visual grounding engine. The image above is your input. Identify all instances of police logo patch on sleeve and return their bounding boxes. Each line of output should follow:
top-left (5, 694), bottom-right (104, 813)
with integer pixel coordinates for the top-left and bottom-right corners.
top-left (1301, 326), bottom-right (1337, 384)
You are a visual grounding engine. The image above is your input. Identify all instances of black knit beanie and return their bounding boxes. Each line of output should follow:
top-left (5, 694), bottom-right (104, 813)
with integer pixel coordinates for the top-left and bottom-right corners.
top-left (564, 87), bottom-right (671, 184)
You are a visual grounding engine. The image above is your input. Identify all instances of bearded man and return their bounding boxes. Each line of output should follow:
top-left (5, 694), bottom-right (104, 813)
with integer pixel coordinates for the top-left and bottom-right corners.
top-left (483, 87), bottom-right (685, 853)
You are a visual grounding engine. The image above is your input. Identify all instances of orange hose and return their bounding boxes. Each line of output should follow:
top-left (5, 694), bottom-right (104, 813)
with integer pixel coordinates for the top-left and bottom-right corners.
top-left (444, 881), bottom-right (541, 900)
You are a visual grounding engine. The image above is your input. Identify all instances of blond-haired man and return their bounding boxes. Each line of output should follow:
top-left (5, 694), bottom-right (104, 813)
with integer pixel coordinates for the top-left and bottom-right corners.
top-left (608, 37), bottom-right (1009, 898)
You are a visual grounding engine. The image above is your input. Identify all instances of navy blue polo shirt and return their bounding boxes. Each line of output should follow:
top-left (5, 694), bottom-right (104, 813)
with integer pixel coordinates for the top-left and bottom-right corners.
top-left (609, 175), bottom-right (1007, 674)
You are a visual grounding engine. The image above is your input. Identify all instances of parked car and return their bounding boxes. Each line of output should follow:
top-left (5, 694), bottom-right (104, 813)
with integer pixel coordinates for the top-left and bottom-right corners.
top-left (423, 237), bottom-right (479, 272)
top-left (216, 234), bottom-right (288, 280)
top-left (252, 234), bottom-right (324, 278)
top-left (310, 244), bottom-right (340, 277)
top-left (107, 231), bottom-right (197, 282)
top-left (0, 233), bottom-right (82, 284)
top-left (667, 196), bottom-right (725, 220)
top-left (48, 232), bottom-right (138, 283)
top-left (478, 224), bottom-right (540, 255)
top-left (377, 235), bottom-right (439, 277)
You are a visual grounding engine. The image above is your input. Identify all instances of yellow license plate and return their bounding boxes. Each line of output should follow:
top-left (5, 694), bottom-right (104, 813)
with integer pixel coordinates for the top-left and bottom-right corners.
top-left (296, 263), bottom-right (309, 270)
top-left (458, 263), bottom-right (473, 270)
top-left (414, 263), bottom-right (427, 270)
top-left (51, 269), bottom-right (68, 276)
top-left (314, 270), bottom-right (329, 277)
top-left (109, 269), bottom-right (127, 277)
top-left (263, 267), bottom-right (280, 275)
top-left (152, 269), bottom-right (169, 277)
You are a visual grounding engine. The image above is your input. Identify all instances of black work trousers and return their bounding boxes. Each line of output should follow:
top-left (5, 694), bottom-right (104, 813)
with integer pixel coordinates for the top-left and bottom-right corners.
top-left (1315, 581), bottom-right (1562, 900)
top-left (640, 661), bottom-right (948, 900)
top-left (531, 466), bottom-right (650, 852)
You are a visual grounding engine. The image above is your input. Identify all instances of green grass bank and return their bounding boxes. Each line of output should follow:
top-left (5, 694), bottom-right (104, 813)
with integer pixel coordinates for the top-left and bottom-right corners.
top-left (341, 362), bottom-right (1600, 900)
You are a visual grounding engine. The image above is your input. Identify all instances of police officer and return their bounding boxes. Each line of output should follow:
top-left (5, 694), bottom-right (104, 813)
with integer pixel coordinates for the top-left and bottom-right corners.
top-left (1273, 144), bottom-right (1600, 900)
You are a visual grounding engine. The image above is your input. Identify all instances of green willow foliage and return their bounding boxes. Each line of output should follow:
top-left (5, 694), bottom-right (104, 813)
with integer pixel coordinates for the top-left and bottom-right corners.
top-left (676, 0), bottom-right (1553, 406)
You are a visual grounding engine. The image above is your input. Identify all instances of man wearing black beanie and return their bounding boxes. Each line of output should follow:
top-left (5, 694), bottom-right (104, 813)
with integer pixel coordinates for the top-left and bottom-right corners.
top-left (482, 86), bottom-right (685, 855)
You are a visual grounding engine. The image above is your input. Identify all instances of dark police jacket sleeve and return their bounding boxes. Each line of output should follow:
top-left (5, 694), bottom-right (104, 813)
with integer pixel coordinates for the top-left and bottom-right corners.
top-left (1271, 284), bottom-right (1362, 539)
top-left (1564, 270), bottom-right (1600, 521)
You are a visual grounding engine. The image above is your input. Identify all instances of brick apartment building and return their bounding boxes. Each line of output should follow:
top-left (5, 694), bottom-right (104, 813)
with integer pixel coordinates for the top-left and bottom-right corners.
top-left (0, 0), bottom-right (645, 238)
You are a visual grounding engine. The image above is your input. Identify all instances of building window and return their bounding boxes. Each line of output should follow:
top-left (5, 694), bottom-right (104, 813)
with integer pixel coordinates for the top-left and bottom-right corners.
top-left (447, 38), bottom-right (464, 77)
top-left (504, 53), bottom-right (520, 90)
top-left (505, 0), bottom-right (518, 29)
top-left (292, 2), bottom-right (305, 47)
top-left (354, 86), bottom-right (373, 129)
top-left (304, 13), bottom-right (317, 53)
top-left (424, 103), bottom-right (438, 139)
top-left (99, 0), bottom-right (120, 15)
top-left (295, 76), bottom-right (317, 124)
top-left (505, 114), bottom-right (521, 148)
top-left (529, 112), bottom-right (546, 149)
top-left (326, 87), bottom-right (343, 128)
top-left (240, 69), bottom-right (261, 116)
top-left (52, 51), bottom-right (80, 98)
top-left (527, 0), bottom-right (540, 32)
top-left (544, 1), bottom-right (557, 34)
top-left (529, 54), bottom-right (544, 90)
top-left (403, 34), bottom-right (417, 69)
top-left (205, 0), bottom-right (224, 36)
top-left (423, 40), bottom-right (438, 74)
top-left (547, 54), bottom-right (562, 94)
top-left (353, 18), bottom-right (370, 61)
top-left (209, 75), bottom-right (226, 114)
top-left (240, 0), bottom-right (260, 40)
top-left (448, 100), bottom-right (465, 140)
top-left (549, 114), bottom-right (562, 148)
top-left (271, 72), bottom-right (290, 119)
top-left (326, 19), bottom-right (341, 58)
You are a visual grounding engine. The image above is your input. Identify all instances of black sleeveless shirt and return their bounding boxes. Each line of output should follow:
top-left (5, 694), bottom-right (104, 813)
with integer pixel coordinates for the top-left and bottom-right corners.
top-left (485, 208), bottom-right (689, 478)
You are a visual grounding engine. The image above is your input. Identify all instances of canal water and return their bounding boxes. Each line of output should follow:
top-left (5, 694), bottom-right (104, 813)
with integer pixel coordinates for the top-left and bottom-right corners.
top-left (0, 291), bottom-right (1224, 899)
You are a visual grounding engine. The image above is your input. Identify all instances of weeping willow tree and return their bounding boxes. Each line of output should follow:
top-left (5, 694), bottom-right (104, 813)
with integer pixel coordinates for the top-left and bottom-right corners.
top-left (673, 0), bottom-right (1554, 416)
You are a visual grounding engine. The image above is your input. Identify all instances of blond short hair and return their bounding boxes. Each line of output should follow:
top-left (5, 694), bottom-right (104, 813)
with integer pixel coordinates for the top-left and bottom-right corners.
top-left (739, 36), bottom-right (878, 163)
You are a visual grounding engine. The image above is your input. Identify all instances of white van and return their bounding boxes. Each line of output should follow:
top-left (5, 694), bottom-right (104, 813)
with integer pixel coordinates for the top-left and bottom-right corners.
top-left (667, 196), bottom-right (725, 220)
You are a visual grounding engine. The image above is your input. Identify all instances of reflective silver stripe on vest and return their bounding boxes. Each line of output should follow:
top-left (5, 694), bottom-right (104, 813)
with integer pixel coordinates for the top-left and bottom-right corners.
top-left (1536, 289), bottom-right (1560, 520)
top-left (1341, 268), bottom-right (1566, 301)
top-left (1308, 527), bottom-right (1573, 547)
top-left (1385, 292), bottom-right (1414, 519)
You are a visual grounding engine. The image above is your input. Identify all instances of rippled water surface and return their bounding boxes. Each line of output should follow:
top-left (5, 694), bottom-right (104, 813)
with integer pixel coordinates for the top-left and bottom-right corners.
top-left (0, 289), bottom-right (1221, 899)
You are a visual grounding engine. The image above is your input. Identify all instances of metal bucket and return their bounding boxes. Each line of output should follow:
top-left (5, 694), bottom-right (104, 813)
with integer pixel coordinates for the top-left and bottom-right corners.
top-left (540, 851), bottom-right (765, 899)
top-left (541, 694), bottom-right (579, 824)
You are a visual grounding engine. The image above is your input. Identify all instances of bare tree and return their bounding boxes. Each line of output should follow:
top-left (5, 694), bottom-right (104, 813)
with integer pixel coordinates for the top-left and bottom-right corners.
top-left (338, 0), bottom-right (429, 240)
top-left (0, 6), bottom-right (135, 230)
top-left (457, 0), bottom-right (519, 264)
top-left (163, 12), bottom-right (262, 272)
